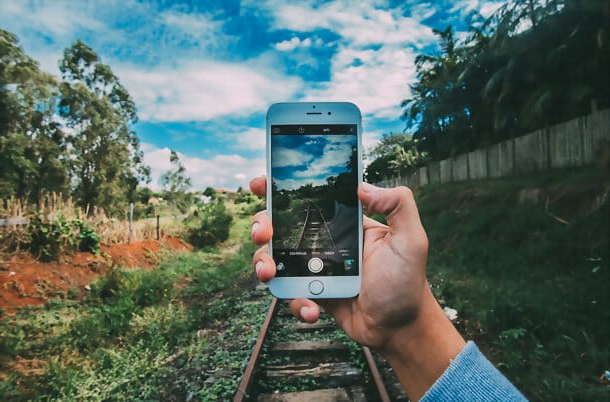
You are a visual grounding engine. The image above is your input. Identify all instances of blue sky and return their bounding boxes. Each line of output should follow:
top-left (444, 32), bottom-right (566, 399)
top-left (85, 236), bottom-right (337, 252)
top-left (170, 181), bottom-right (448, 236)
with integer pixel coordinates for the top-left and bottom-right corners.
top-left (0, 0), bottom-right (503, 190)
top-left (272, 134), bottom-right (355, 190)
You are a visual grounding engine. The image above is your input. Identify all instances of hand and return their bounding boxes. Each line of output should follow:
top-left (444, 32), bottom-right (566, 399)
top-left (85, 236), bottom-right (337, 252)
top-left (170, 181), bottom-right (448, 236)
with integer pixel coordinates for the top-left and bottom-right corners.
top-left (250, 176), bottom-right (466, 401)
top-left (250, 176), bottom-right (429, 349)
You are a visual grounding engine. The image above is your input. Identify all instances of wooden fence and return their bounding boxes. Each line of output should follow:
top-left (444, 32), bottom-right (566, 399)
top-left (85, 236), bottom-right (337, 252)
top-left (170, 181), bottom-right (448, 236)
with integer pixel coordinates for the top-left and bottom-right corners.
top-left (376, 108), bottom-right (610, 189)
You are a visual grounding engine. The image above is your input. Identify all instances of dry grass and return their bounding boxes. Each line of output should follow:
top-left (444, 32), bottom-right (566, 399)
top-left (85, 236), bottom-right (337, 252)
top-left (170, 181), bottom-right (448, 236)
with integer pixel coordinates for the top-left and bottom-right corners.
top-left (0, 193), bottom-right (186, 249)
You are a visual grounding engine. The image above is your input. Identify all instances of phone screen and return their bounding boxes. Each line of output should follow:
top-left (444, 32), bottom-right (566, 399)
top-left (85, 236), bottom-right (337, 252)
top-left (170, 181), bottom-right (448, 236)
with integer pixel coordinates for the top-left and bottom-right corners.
top-left (271, 124), bottom-right (359, 277)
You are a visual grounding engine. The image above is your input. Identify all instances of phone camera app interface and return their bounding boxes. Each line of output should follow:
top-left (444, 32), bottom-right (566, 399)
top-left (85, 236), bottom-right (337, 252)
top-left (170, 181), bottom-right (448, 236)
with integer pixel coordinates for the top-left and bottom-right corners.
top-left (271, 124), bottom-right (359, 277)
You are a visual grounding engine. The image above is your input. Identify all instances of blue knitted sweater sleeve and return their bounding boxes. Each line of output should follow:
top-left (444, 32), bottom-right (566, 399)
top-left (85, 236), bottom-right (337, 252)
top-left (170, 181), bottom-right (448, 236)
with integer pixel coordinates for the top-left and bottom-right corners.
top-left (421, 341), bottom-right (527, 401)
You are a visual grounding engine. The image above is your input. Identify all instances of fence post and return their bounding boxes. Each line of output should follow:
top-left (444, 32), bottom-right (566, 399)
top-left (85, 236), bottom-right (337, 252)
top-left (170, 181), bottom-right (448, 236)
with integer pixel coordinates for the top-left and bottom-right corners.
top-left (128, 202), bottom-right (133, 244)
top-left (156, 215), bottom-right (160, 240)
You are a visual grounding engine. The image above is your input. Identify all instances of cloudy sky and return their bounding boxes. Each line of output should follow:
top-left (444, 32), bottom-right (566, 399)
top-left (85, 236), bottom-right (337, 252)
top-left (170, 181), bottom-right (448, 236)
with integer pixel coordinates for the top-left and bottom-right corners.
top-left (272, 134), bottom-right (355, 191)
top-left (0, 0), bottom-right (502, 190)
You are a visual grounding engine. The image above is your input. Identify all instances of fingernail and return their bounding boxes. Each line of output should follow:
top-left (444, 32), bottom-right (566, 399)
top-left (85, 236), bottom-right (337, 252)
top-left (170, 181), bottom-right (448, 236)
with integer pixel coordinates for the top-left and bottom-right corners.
top-left (251, 222), bottom-right (260, 237)
top-left (361, 182), bottom-right (378, 193)
top-left (300, 306), bottom-right (310, 319)
top-left (255, 261), bottom-right (264, 276)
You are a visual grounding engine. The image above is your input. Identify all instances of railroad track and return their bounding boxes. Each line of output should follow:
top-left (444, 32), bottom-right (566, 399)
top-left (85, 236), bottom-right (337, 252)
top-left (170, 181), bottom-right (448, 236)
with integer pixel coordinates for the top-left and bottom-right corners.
top-left (297, 204), bottom-right (335, 250)
top-left (234, 284), bottom-right (407, 401)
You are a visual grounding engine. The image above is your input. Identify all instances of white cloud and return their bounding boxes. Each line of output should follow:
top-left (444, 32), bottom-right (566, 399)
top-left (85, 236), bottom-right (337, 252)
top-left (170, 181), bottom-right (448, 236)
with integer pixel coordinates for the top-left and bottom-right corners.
top-left (0, 0), bottom-right (232, 74)
top-left (304, 46), bottom-right (418, 119)
top-left (479, 1), bottom-right (504, 18)
top-left (409, 2), bottom-right (437, 21)
top-left (450, 0), bottom-right (503, 18)
top-left (272, 147), bottom-right (311, 168)
top-left (275, 37), bottom-right (313, 52)
top-left (261, 0), bottom-right (436, 47)
top-left (252, 0), bottom-right (430, 120)
top-left (143, 143), bottom-right (264, 191)
top-left (115, 60), bottom-right (302, 122)
top-left (232, 127), bottom-right (266, 151)
top-left (161, 10), bottom-right (221, 37)
top-left (0, 1), bottom-right (107, 39)
top-left (293, 138), bottom-right (352, 180)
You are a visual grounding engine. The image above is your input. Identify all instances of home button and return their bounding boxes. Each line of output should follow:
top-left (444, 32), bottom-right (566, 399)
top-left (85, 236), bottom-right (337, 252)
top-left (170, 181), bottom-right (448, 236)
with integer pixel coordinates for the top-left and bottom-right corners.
top-left (308, 280), bottom-right (324, 295)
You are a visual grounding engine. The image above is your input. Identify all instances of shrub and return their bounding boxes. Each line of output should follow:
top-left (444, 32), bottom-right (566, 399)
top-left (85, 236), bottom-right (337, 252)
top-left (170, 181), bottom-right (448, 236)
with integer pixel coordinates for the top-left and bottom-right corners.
top-left (184, 202), bottom-right (232, 248)
top-left (27, 214), bottom-right (100, 261)
top-left (91, 268), bottom-right (175, 308)
top-left (241, 198), bottom-right (266, 216)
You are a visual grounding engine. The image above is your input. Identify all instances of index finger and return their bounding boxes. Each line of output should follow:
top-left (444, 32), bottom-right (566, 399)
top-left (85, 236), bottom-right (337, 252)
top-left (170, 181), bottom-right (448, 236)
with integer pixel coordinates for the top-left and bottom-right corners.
top-left (249, 176), bottom-right (266, 197)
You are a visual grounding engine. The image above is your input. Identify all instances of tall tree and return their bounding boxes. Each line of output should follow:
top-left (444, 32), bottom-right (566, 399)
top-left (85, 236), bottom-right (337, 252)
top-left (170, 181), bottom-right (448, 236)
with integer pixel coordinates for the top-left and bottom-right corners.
top-left (0, 29), bottom-right (68, 199)
top-left (58, 40), bottom-right (149, 215)
top-left (399, 0), bottom-right (609, 164)
top-left (160, 150), bottom-right (192, 212)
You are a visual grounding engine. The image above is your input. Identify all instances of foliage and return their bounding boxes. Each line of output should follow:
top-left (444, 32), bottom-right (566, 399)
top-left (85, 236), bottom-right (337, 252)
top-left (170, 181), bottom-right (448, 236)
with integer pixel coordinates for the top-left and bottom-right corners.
top-left (58, 40), bottom-right (150, 215)
top-left (203, 186), bottom-right (217, 198)
top-left (0, 209), bottom-right (268, 400)
top-left (160, 150), bottom-right (193, 213)
top-left (365, 133), bottom-right (429, 182)
top-left (399, 0), bottom-right (610, 161)
top-left (184, 201), bottom-right (233, 248)
top-left (1, 30), bottom-right (150, 213)
top-left (27, 214), bottom-right (100, 261)
top-left (0, 29), bottom-right (68, 200)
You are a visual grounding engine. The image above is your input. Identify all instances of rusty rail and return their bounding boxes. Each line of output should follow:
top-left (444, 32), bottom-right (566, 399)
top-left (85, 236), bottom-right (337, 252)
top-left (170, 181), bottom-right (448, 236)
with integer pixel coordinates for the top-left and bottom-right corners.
top-left (363, 345), bottom-right (391, 402)
top-left (234, 296), bottom-right (394, 401)
top-left (234, 297), bottom-right (279, 402)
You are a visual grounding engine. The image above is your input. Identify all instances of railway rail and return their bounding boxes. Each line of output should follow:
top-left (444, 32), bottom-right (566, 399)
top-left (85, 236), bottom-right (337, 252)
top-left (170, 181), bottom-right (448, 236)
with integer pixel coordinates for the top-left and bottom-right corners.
top-left (297, 204), bottom-right (335, 250)
top-left (234, 284), bottom-right (406, 401)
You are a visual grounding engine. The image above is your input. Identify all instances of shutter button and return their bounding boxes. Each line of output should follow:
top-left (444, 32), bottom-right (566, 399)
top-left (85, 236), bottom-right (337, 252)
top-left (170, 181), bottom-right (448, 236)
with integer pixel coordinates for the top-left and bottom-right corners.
top-left (307, 257), bottom-right (324, 273)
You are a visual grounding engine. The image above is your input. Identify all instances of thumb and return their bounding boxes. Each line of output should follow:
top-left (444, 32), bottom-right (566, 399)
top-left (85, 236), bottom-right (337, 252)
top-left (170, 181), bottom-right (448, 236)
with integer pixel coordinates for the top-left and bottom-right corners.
top-left (358, 182), bottom-right (425, 240)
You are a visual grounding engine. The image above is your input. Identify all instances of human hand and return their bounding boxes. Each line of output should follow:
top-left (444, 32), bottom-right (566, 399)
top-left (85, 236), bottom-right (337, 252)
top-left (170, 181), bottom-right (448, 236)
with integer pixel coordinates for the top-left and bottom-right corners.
top-left (250, 176), bottom-right (430, 350)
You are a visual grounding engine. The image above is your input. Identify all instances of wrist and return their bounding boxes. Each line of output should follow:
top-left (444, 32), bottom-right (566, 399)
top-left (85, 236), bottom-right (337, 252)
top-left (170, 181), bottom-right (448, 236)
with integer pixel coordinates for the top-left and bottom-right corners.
top-left (380, 286), bottom-right (466, 401)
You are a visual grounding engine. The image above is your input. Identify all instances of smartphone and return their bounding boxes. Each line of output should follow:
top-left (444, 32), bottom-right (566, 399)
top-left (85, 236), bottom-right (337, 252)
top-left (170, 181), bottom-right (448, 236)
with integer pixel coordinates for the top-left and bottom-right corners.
top-left (266, 102), bottom-right (362, 299)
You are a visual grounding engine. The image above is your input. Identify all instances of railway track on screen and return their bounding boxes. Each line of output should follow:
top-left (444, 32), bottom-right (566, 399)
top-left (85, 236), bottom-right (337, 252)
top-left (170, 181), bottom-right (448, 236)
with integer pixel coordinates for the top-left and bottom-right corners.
top-left (233, 284), bottom-right (407, 402)
top-left (297, 204), bottom-right (335, 250)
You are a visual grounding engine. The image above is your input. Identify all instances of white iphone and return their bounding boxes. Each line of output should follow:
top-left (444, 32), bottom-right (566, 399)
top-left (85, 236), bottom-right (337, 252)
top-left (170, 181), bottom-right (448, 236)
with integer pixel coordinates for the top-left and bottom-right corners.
top-left (266, 102), bottom-right (362, 299)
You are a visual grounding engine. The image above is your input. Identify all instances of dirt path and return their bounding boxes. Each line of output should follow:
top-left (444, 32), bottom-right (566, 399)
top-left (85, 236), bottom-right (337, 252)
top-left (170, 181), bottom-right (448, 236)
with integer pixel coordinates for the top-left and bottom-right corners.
top-left (0, 237), bottom-right (192, 313)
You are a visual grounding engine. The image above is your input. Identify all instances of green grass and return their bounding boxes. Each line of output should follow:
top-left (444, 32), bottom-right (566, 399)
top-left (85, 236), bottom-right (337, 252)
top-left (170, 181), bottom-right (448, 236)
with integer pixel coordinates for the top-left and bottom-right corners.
top-left (0, 201), bottom-right (270, 401)
top-left (418, 167), bottom-right (610, 401)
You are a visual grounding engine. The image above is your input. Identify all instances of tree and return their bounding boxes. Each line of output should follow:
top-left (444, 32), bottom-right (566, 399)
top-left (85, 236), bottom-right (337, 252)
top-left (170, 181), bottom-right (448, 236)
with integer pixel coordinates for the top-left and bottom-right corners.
top-left (398, 0), bottom-right (609, 164)
top-left (203, 187), bottom-right (216, 198)
top-left (0, 29), bottom-right (68, 199)
top-left (58, 40), bottom-right (149, 215)
top-left (160, 150), bottom-right (192, 212)
top-left (365, 133), bottom-right (428, 182)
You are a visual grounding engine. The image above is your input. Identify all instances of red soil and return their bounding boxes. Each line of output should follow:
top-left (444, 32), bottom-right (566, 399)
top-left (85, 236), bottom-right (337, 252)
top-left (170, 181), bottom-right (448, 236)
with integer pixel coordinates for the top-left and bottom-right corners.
top-left (0, 237), bottom-right (192, 313)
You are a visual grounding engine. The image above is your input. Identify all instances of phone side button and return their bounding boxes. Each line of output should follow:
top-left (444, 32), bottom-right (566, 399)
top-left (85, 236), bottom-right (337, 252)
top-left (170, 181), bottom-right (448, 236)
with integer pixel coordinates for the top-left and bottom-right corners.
top-left (308, 280), bottom-right (324, 295)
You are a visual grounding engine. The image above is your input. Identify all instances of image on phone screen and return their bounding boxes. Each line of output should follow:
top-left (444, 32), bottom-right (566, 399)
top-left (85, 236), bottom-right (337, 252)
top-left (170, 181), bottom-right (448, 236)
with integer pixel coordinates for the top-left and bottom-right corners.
top-left (271, 124), bottom-right (359, 277)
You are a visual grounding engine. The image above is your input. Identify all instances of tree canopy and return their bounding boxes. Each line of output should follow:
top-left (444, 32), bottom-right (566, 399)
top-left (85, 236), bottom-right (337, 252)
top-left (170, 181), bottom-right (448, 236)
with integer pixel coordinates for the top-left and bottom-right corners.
top-left (0, 32), bottom-right (150, 215)
top-left (367, 0), bottom-right (610, 180)
top-left (404, 0), bottom-right (609, 159)
top-left (0, 29), bottom-right (67, 199)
